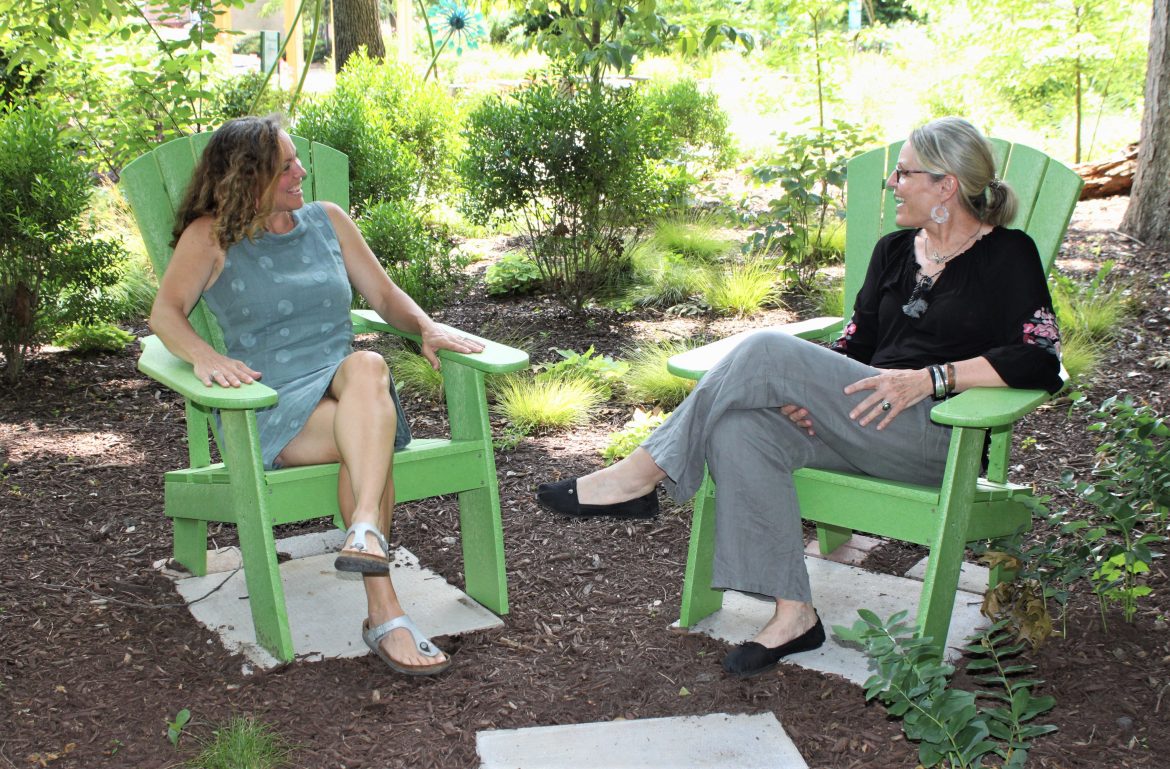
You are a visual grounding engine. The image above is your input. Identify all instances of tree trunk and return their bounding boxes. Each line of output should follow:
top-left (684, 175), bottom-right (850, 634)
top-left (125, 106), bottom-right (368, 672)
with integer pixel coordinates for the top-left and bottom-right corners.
top-left (333, 0), bottom-right (385, 72)
top-left (1120, 0), bottom-right (1169, 248)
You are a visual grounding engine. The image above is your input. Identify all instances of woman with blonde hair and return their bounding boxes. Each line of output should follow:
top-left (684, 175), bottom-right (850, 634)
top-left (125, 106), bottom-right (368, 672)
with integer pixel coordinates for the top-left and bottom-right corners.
top-left (538, 117), bottom-right (1063, 678)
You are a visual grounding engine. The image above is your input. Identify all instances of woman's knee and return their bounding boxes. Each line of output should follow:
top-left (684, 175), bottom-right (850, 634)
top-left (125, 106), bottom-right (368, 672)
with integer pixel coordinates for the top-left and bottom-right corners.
top-left (337, 351), bottom-right (391, 392)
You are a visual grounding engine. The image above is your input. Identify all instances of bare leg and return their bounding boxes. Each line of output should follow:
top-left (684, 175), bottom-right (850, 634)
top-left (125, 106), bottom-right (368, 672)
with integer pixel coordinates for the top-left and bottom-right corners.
top-left (277, 351), bottom-right (445, 669)
top-left (754, 599), bottom-right (818, 648)
top-left (573, 447), bottom-right (666, 506)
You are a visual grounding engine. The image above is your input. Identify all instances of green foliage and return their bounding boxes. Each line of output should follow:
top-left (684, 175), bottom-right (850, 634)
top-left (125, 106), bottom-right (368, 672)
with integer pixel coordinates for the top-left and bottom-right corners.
top-left (535, 346), bottom-right (630, 400)
top-left (626, 244), bottom-right (709, 308)
top-left (207, 71), bottom-right (289, 124)
top-left (764, 0), bottom-right (850, 128)
top-left (485, 252), bottom-right (543, 297)
top-left (704, 259), bottom-right (780, 316)
top-left (982, 395), bottom-right (1168, 634)
top-left (510, 0), bottom-right (752, 86)
top-left (639, 78), bottom-right (735, 166)
top-left (105, 255), bottom-right (158, 322)
top-left (969, 0), bottom-right (1147, 162)
top-left (295, 53), bottom-right (462, 211)
top-left (648, 216), bottom-right (736, 262)
top-left (745, 120), bottom-right (872, 290)
top-left (384, 344), bottom-right (445, 402)
top-left (185, 716), bottom-right (295, 769)
top-left (835, 612), bottom-right (1055, 768)
top-left (167, 707), bottom-right (192, 748)
top-left (602, 407), bottom-right (670, 464)
top-left (1051, 263), bottom-right (1129, 378)
top-left (460, 78), bottom-right (661, 310)
top-left (357, 200), bottom-right (461, 312)
top-left (0, 103), bottom-right (128, 382)
top-left (621, 340), bottom-right (698, 408)
top-left (812, 274), bottom-right (845, 318)
top-left (53, 322), bottom-right (136, 354)
top-left (491, 375), bottom-right (605, 434)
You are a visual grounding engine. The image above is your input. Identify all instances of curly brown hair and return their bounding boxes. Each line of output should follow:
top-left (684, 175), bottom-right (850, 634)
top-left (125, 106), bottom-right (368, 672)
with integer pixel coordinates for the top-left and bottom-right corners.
top-left (171, 115), bottom-right (287, 250)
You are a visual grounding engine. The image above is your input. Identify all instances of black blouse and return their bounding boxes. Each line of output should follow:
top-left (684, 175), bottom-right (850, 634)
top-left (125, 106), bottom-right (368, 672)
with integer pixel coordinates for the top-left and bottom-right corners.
top-left (831, 227), bottom-right (1063, 394)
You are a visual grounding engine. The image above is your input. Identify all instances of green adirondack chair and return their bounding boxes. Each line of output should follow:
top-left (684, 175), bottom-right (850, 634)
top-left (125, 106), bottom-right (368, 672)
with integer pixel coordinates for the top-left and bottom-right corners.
top-left (120, 133), bottom-right (529, 662)
top-left (669, 139), bottom-right (1082, 650)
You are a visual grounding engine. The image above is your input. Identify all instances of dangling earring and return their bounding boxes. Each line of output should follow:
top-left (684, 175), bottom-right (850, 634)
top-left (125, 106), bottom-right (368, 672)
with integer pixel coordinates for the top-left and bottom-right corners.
top-left (930, 205), bottom-right (950, 224)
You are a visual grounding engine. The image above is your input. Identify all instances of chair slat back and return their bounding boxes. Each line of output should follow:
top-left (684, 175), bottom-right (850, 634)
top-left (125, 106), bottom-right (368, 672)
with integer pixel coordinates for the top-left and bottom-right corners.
top-left (119, 132), bottom-right (351, 352)
top-left (841, 139), bottom-right (1083, 322)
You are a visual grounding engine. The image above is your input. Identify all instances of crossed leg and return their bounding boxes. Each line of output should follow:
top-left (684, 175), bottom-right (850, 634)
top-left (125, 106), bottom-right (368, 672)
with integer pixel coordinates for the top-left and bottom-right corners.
top-left (276, 350), bottom-right (446, 670)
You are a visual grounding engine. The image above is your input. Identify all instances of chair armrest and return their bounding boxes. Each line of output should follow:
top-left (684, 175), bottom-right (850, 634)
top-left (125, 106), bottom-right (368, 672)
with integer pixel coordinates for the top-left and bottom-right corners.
top-left (351, 309), bottom-right (530, 374)
top-left (666, 317), bottom-right (844, 380)
top-left (137, 335), bottom-right (279, 410)
top-left (929, 387), bottom-right (1051, 428)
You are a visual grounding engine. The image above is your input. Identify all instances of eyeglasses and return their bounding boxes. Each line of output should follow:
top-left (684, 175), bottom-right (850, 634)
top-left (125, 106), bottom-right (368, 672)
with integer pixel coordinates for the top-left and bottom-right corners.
top-left (892, 166), bottom-right (934, 184)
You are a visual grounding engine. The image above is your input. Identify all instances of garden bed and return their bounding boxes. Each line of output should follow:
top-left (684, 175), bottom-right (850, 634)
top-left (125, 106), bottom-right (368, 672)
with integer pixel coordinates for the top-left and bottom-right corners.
top-left (1, 197), bottom-right (1167, 768)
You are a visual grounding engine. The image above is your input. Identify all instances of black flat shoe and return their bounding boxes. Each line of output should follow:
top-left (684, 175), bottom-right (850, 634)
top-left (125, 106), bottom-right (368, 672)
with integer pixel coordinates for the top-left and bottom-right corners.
top-left (722, 616), bottom-right (826, 679)
top-left (536, 478), bottom-right (659, 520)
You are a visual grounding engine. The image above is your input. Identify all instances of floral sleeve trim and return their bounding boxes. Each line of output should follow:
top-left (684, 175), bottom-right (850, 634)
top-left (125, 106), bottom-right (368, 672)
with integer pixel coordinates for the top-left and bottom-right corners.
top-left (1022, 307), bottom-right (1061, 357)
top-left (830, 320), bottom-right (857, 354)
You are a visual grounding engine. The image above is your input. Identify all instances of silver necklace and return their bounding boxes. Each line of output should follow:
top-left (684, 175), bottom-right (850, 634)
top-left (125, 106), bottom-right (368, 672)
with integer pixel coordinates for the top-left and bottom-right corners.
top-left (924, 226), bottom-right (981, 265)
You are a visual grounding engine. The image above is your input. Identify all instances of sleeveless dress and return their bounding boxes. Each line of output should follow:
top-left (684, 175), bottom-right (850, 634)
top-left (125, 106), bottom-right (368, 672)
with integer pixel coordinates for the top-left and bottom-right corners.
top-left (201, 202), bottom-right (411, 469)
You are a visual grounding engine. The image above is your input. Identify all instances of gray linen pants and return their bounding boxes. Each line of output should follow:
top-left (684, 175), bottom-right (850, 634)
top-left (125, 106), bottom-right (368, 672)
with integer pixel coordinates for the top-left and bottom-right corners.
top-left (641, 330), bottom-right (952, 603)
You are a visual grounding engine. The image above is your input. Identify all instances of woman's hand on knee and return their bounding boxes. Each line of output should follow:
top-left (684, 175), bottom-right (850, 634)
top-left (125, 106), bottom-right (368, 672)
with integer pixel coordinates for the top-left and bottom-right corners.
top-left (780, 404), bottom-right (815, 436)
top-left (843, 368), bottom-right (932, 430)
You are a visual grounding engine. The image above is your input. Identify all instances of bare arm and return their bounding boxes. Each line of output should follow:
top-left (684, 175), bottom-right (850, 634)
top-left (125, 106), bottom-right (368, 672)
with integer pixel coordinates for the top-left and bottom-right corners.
top-left (148, 217), bottom-right (261, 388)
top-left (322, 202), bottom-right (484, 368)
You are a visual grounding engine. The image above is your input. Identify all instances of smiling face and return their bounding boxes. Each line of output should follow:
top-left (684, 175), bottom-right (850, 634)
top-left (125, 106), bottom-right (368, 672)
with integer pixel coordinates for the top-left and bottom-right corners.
top-left (269, 132), bottom-right (307, 215)
top-left (887, 142), bottom-right (943, 229)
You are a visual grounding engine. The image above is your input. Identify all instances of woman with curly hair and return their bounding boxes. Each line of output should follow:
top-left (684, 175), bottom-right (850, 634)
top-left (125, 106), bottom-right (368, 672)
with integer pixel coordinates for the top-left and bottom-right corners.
top-left (537, 117), bottom-right (1064, 678)
top-left (151, 115), bottom-right (480, 676)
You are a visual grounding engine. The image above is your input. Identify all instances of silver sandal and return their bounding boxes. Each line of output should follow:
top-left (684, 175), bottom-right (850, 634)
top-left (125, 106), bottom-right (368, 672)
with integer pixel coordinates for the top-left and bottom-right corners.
top-left (362, 615), bottom-right (452, 676)
top-left (334, 521), bottom-right (390, 574)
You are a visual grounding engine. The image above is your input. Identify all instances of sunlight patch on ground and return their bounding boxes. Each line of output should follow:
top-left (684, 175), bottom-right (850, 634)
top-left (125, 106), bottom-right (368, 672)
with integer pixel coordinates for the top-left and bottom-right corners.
top-left (0, 424), bottom-right (144, 464)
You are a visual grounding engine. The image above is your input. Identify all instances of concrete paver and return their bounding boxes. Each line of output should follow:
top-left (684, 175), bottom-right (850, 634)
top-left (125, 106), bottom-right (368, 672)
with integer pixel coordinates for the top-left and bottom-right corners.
top-left (477, 713), bottom-right (807, 769)
top-left (172, 538), bottom-right (502, 669)
top-left (676, 555), bottom-right (987, 685)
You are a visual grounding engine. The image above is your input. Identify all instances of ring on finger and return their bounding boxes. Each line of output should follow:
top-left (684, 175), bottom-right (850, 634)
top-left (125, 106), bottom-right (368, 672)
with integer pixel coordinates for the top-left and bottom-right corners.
top-left (881, 400), bottom-right (892, 412)
top-left (211, 370), bottom-right (221, 377)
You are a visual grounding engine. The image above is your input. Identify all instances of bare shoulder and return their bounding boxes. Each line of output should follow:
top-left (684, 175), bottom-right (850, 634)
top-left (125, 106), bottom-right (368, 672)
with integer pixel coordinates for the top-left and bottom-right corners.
top-left (175, 215), bottom-right (223, 256)
top-left (318, 200), bottom-right (351, 226)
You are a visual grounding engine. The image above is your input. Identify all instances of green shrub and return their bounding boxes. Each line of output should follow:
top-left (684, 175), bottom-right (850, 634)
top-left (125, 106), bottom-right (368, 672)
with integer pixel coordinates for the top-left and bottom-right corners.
top-left (294, 53), bottom-right (462, 211)
top-left (640, 78), bottom-right (734, 166)
top-left (209, 71), bottom-right (289, 123)
top-left (485, 251), bottom-right (543, 296)
top-left (622, 340), bottom-right (698, 408)
top-left (185, 717), bottom-right (295, 769)
top-left (602, 408), bottom-right (670, 464)
top-left (460, 76), bottom-right (662, 310)
top-left (357, 200), bottom-right (460, 311)
top-left (53, 322), bottom-right (135, 354)
top-left (626, 247), bottom-right (708, 309)
top-left (747, 120), bottom-right (873, 290)
top-left (705, 260), bottom-right (780, 316)
top-left (535, 346), bottom-right (630, 400)
top-left (492, 375), bottom-right (604, 434)
top-left (0, 102), bottom-right (127, 382)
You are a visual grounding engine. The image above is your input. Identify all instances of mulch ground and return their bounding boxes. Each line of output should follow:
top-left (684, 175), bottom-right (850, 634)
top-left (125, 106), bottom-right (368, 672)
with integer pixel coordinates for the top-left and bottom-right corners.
top-left (1, 196), bottom-right (1168, 769)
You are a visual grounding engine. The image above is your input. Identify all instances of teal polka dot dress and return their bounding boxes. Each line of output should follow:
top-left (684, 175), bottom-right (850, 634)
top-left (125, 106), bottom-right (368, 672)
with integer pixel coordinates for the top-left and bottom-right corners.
top-left (202, 202), bottom-right (411, 469)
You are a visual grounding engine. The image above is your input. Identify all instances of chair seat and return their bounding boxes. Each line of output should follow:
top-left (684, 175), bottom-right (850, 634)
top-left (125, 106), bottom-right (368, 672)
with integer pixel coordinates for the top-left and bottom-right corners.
top-left (164, 437), bottom-right (492, 524)
top-left (793, 468), bottom-right (1033, 546)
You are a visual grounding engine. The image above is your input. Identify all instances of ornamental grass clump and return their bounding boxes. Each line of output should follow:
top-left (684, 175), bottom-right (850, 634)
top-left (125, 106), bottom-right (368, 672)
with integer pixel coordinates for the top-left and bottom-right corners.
top-left (704, 260), bottom-right (781, 316)
top-left (622, 340), bottom-right (699, 408)
top-left (491, 375), bottom-right (604, 434)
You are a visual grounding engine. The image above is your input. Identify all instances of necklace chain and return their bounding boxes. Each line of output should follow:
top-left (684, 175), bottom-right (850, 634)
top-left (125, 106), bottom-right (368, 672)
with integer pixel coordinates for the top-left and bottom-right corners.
top-left (924, 226), bottom-right (981, 266)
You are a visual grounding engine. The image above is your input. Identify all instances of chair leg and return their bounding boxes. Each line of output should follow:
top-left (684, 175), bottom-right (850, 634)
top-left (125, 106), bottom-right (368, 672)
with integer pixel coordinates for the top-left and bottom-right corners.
top-left (458, 483), bottom-right (509, 615)
top-left (679, 470), bottom-right (723, 627)
top-left (916, 426), bottom-right (984, 652)
top-left (219, 411), bottom-right (295, 663)
top-left (172, 516), bottom-right (209, 576)
top-left (816, 523), bottom-right (853, 555)
top-left (443, 363), bottom-right (509, 616)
